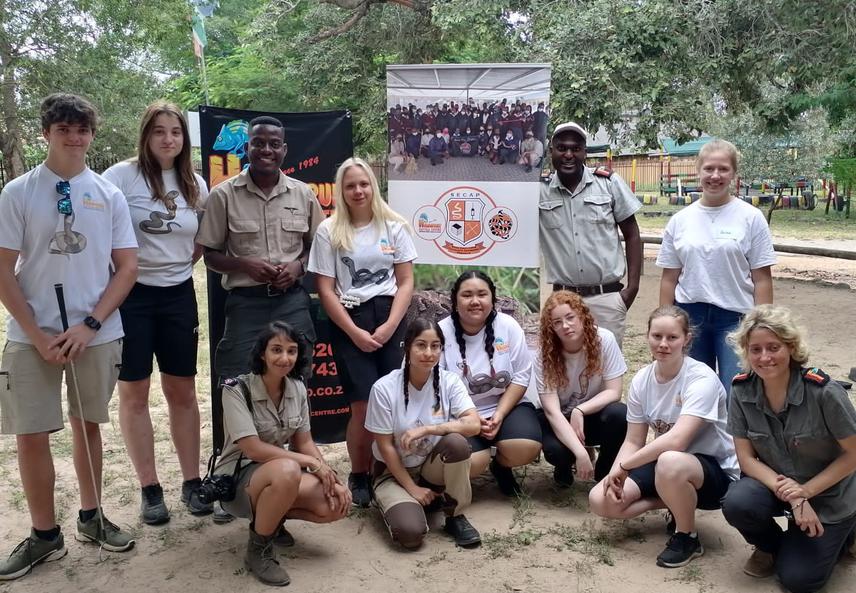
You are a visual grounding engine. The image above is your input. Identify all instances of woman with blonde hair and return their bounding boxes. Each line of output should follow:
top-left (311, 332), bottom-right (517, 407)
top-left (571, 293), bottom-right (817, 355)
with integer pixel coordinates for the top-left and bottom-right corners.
top-left (722, 305), bottom-right (856, 592)
top-left (536, 291), bottom-right (627, 487)
top-left (658, 139), bottom-right (776, 393)
top-left (103, 100), bottom-right (209, 524)
top-left (307, 157), bottom-right (416, 506)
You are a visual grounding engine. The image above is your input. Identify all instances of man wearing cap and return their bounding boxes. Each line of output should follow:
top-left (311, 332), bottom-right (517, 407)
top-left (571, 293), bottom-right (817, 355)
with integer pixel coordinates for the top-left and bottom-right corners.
top-left (539, 121), bottom-right (642, 346)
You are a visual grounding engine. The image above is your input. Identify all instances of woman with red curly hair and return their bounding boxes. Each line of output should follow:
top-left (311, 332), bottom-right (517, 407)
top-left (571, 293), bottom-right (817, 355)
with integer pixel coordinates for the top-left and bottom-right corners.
top-left (536, 291), bottom-right (628, 488)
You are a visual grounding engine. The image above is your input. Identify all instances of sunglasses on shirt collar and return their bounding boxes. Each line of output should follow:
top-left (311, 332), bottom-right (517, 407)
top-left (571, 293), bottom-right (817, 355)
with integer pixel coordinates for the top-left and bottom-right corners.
top-left (56, 180), bottom-right (73, 216)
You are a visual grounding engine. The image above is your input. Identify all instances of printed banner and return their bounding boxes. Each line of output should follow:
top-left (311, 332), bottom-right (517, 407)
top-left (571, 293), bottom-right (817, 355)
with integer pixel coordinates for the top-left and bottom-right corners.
top-left (199, 105), bottom-right (353, 445)
top-left (386, 63), bottom-right (550, 267)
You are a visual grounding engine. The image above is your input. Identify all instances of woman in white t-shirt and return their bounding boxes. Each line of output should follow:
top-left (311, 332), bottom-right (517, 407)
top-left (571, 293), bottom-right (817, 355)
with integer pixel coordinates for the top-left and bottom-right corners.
top-left (307, 157), bottom-right (416, 508)
top-left (102, 101), bottom-right (210, 525)
top-left (366, 317), bottom-right (482, 549)
top-left (438, 271), bottom-right (541, 497)
top-left (658, 139), bottom-right (776, 393)
top-left (536, 291), bottom-right (627, 488)
top-left (589, 306), bottom-right (738, 569)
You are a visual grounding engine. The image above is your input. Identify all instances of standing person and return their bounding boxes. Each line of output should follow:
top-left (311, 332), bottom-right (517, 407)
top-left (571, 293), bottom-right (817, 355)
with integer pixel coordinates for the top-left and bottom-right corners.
top-left (438, 271), bottom-right (541, 497)
top-left (722, 305), bottom-right (856, 593)
top-left (308, 157), bottom-right (416, 507)
top-left (102, 101), bottom-right (210, 525)
top-left (366, 318), bottom-right (482, 549)
top-left (216, 322), bottom-right (350, 587)
top-left (533, 102), bottom-right (549, 148)
top-left (0, 94), bottom-right (138, 581)
top-left (658, 139), bottom-right (775, 392)
top-left (196, 115), bottom-right (323, 384)
top-left (539, 121), bottom-right (642, 347)
top-left (589, 306), bottom-right (738, 568)
top-left (536, 291), bottom-right (627, 488)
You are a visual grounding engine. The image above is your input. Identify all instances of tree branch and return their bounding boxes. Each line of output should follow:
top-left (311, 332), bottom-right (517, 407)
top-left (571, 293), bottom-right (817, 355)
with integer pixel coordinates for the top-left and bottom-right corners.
top-left (310, 0), bottom-right (416, 43)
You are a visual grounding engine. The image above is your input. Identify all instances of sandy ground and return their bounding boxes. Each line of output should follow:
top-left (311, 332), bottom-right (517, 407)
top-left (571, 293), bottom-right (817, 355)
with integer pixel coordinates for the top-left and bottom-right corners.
top-left (1, 250), bottom-right (855, 593)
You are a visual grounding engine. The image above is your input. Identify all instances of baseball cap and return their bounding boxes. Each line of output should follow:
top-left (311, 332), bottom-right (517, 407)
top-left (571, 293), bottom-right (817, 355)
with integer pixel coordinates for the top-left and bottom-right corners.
top-left (552, 121), bottom-right (588, 141)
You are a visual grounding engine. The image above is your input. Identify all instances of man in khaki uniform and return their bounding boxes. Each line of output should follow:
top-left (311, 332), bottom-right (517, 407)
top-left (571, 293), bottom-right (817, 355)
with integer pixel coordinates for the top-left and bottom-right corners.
top-left (197, 116), bottom-right (323, 380)
top-left (539, 122), bottom-right (642, 347)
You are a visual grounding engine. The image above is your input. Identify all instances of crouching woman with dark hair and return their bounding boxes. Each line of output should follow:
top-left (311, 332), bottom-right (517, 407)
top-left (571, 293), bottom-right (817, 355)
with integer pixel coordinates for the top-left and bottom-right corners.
top-left (216, 321), bottom-right (350, 587)
top-left (366, 318), bottom-right (483, 549)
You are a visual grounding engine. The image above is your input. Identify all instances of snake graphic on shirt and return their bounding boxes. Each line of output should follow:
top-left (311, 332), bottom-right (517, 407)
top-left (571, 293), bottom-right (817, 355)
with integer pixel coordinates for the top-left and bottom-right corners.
top-left (459, 362), bottom-right (512, 396)
top-left (341, 256), bottom-right (389, 288)
top-left (49, 212), bottom-right (87, 255)
top-left (140, 190), bottom-right (181, 235)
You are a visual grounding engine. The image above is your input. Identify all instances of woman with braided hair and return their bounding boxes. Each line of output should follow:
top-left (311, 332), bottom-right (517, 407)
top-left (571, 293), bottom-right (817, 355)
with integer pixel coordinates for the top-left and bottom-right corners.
top-left (365, 318), bottom-right (482, 549)
top-left (438, 271), bottom-right (541, 497)
top-left (308, 157), bottom-right (417, 507)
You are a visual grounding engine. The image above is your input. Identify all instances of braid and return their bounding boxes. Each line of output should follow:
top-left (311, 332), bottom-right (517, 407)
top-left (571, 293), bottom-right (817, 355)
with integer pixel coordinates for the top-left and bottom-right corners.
top-left (432, 365), bottom-right (441, 412)
top-left (403, 360), bottom-right (410, 410)
top-left (451, 311), bottom-right (468, 374)
top-left (484, 310), bottom-right (497, 374)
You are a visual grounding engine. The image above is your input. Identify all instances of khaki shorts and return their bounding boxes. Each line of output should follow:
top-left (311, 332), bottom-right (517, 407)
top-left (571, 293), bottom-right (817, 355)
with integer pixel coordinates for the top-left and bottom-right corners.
top-left (372, 455), bottom-right (447, 513)
top-left (0, 339), bottom-right (122, 434)
top-left (583, 291), bottom-right (628, 347)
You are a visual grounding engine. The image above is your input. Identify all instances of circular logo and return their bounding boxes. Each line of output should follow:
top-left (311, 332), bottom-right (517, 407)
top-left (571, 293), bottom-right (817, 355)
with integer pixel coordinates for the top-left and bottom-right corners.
top-left (485, 207), bottom-right (517, 242)
top-left (412, 205), bottom-right (445, 241)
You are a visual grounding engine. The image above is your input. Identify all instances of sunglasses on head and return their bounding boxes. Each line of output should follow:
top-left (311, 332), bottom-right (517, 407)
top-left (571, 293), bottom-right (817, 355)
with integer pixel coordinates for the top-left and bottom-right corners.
top-left (56, 181), bottom-right (72, 216)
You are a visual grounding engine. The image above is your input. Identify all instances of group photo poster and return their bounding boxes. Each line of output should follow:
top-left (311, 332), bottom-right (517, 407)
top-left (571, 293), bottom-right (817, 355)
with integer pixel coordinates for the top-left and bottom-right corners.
top-left (199, 105), bottom-right (353, 445)
top-left (386, 64), bottom-right (550, 267)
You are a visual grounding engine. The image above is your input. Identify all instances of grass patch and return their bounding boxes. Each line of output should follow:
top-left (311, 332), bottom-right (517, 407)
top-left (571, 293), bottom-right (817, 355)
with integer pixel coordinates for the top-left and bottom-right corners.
top-left (482, 528), bottom-right (544, 559)
top-left (548, 521), bottom-right (615, 566)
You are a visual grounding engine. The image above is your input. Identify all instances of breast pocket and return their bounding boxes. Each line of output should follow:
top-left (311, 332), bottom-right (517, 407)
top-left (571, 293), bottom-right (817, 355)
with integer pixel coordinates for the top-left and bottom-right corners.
top-left (747, 430), bottom-right (777, 466)
top-left (583, 194), bottom-right (614, 224)
top-left (228, 219), bottom-right (260, 256)
top-left (280, 215), bottom-right (309, 252)
top-left (538, 199), bottom-right (564, 230)
top-left (790, 431), bottom-right (839, 477)
top-left (255, 415), bottom-right (280, 446)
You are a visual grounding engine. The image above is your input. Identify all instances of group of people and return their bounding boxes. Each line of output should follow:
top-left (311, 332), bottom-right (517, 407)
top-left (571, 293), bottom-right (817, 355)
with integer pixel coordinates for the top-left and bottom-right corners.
top-left (388, 99), bottom-right (547, 171)
top-left (0, 92), bottom-right (854, 593)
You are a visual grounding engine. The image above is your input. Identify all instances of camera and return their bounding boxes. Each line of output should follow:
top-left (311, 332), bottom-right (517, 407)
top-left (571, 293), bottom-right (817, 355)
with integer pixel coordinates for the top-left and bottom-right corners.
top-left (196, 473), bottom-right (237, 505)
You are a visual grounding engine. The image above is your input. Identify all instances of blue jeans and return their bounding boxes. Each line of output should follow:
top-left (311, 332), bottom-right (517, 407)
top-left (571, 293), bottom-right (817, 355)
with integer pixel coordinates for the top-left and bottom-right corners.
top-left (676, 301), bottom-right (742, 396)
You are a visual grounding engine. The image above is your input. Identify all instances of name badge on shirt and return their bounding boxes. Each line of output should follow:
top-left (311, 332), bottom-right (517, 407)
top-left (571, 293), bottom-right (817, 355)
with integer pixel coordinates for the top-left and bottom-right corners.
top-left (716, 227), bottom-right (739, 240)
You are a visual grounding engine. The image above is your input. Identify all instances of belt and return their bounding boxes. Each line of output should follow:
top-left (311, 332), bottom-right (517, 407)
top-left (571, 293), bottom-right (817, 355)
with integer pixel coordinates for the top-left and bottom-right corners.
top-left (229, 284), bottom-right (297, 298)
top-left (552, 282), bottom-right (623, 298)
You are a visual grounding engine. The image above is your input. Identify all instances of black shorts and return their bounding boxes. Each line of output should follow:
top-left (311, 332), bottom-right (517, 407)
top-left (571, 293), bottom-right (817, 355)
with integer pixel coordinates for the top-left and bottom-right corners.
top-left (329, 296), bottom-right (405, 403)
top-left (118, 279), bottom-right (199, 381)
top-left (468, 401), bottom-right (542, 452)
top-left (628, 453), bottom-right (733, 510)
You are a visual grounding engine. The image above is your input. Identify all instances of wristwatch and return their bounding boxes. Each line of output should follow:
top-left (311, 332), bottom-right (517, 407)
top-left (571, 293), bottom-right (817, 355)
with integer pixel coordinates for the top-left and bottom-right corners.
top-left (83, 316), bottom-right (102, 332)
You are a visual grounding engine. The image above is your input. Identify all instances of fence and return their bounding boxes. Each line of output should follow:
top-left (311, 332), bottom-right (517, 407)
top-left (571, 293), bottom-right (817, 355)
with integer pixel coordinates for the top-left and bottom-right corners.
top-left (589, 156), bottom-right (698, 194)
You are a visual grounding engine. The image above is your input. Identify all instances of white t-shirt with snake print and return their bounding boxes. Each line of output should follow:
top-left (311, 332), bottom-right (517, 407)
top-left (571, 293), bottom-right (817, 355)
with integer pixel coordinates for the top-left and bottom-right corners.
top-left (308, 217), bottom-right (417, 303)
top-left (103, 161), bottom-right (208, 287)
top-left (0, 164), bottom-right (137, 345)
top-left (438, 312), bottom-right (533, 418)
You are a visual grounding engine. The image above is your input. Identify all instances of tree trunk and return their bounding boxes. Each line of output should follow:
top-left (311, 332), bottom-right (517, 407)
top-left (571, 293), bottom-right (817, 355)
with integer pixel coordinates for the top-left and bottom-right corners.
top-left (0, 32), bottom-right (26, 182)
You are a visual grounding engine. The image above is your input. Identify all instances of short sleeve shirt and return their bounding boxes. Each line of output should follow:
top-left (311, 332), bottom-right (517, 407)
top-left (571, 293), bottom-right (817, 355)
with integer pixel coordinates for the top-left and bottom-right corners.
top-left (214, 373), bottom-right (311, 475)
top-left (728, 368), bottom-right (856, 523)
top-left (535, 326), bottom-right (626, 415)
top-left (0, 164), bottom-right (137, 345)
top-left (365, 369), bottom-right (475, 467)
top-left (307, 218), bottom-right (417, 303)
top-left (539, 167), bottom-right (641, 286)
top-left (195, 168), bottom-right (323, 290)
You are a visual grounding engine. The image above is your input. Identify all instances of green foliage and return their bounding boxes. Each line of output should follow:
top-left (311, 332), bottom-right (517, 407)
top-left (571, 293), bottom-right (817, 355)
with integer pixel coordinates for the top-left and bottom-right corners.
top-left (414, 264), bottom-right (540, 314)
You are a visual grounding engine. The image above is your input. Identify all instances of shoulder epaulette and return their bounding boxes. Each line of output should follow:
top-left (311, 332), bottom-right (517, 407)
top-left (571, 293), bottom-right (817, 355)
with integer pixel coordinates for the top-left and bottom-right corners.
top-left (593, 166), bottom-right (613, 179)
top-left (732, 372), bottom-right (752, 384)
top-left (222, 377), bottom-right (239, 387)
top-left (802, 367), bottom-right (830, 386)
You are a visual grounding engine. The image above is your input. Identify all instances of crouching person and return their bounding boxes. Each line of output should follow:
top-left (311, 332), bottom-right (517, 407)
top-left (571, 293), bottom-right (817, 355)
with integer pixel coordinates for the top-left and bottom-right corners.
top-left (366, 318), bottom-right (482, 549)
top-left (216, 322), bottom-right (350, 587)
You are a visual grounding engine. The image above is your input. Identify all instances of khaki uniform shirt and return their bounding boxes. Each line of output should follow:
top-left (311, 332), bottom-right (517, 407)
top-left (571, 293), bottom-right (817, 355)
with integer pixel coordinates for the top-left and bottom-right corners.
top-left (729, 367), bottom-right (856, 524)
top-left (538, 166), bottom-right (640, 286)
top-left (214, 373), bottom-right (311, 475)
top-left (196, 168), bottom-right (323, 290)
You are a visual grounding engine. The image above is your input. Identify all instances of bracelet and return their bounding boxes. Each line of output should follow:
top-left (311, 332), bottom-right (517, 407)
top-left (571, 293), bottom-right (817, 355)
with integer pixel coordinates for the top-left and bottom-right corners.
top-left (792, 497), bottom-right (807, 510)
top-left (619, 462), bottom-right (630, 472)
top-left (306, 462), bottom-right (323, 474)
top-left (572, 406), bottom-right (585, 417)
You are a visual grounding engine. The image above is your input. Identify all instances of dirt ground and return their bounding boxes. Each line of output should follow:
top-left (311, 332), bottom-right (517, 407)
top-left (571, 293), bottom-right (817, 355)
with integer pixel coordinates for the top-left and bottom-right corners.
top-left (1, 250), bottom-right (855, 593)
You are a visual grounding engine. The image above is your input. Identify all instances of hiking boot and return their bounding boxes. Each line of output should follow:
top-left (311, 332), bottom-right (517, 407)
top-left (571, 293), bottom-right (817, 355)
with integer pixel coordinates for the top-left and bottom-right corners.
top-left (0, 529), bottom-right (67, 581)
top-left (664, 510), bottom-right (676, 535)
top-left (743, 548), bottom-right (775, 578)
top-left (273, 523), bottom-right (295, 547)
top-left (140, 483), bottom-right (170, 525)
top-left (181, 478), bottom-right (214, 516)
top-left (444, 515), bottom-right (482, 548)
top-left (348, 472), bottom-right (372, 508)
top-left (490, 459), bottom-right (522, 497)
top-left (553, 465), bottom-right (574, 489)
top-left (75, 510), bottom-right (135, 552)
top-left (656, 532), bottom-right (703, 568)
top-left (212, 502), bottom-right (235, 524)
top-left (245, 529), bottom-right (290, 587)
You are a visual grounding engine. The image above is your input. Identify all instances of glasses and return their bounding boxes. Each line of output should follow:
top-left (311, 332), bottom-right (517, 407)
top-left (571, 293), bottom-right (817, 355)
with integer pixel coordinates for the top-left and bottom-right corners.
top-left (56, 181), bottom-right (73, 216)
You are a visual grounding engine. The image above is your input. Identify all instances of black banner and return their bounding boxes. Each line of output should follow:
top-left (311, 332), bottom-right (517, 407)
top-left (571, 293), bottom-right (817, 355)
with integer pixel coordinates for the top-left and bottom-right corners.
top-left (199, 105), bottom-right (353, 446)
